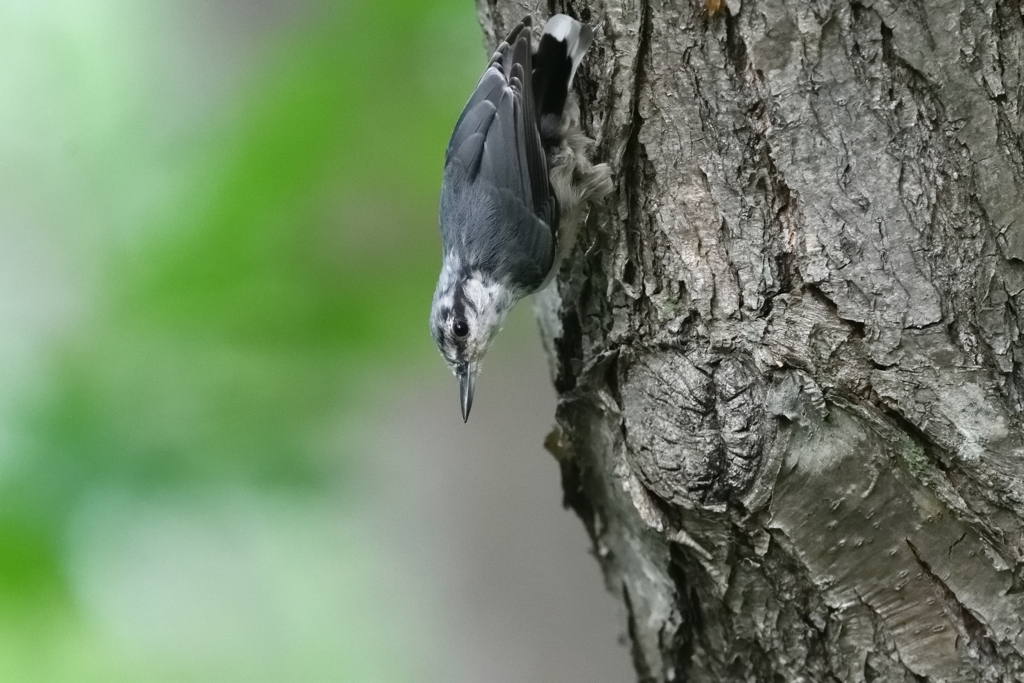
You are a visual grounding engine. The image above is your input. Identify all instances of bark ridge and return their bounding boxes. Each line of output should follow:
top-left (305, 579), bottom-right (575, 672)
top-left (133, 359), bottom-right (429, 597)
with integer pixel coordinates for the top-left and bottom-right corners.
top-left (481, 0), bottom-right (1024, 680)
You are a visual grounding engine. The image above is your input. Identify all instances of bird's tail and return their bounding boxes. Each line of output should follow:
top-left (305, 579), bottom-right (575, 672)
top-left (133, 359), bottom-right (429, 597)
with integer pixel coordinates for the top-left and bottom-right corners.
top-left (533, 14), bottom-right (594, 142)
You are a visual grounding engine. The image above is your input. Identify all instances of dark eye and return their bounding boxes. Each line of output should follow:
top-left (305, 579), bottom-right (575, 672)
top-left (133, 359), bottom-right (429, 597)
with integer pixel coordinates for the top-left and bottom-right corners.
top-left (453, 318), bottom-right (469, 338)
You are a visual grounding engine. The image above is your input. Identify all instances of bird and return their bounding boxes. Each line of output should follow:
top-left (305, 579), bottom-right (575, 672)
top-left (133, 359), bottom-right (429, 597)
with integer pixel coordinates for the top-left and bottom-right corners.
top-left (430, 14), bottom-right (612, 422)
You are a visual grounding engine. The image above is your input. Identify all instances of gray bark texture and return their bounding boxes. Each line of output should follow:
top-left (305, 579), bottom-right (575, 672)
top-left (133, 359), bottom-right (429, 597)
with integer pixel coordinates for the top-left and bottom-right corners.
top-left (479, 0), bottom-right (1024, 681)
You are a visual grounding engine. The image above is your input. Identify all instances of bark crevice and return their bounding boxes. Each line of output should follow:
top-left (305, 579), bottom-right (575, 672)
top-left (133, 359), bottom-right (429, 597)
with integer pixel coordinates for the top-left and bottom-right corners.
top-left (483, 0), bottom-right (1024, 679)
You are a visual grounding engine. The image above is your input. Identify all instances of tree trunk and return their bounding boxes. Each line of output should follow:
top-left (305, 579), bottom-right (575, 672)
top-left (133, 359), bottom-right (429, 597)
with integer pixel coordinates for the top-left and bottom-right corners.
top-left (480, 0), bottom-right (1024, 680)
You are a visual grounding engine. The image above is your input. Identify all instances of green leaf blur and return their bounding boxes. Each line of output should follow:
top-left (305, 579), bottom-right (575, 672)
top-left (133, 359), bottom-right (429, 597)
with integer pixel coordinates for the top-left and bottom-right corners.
top-left (0, 0), bottom-right (486, 679)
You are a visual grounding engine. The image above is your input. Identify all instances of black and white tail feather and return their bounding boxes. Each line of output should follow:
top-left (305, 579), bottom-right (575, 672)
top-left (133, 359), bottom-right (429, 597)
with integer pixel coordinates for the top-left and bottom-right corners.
top-left (431, 14), bottom-right (612, 421)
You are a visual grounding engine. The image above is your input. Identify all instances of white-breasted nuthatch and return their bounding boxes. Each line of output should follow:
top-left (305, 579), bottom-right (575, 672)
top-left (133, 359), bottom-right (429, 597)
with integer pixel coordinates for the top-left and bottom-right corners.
top-left (430, 14), bottom-right (612, 421)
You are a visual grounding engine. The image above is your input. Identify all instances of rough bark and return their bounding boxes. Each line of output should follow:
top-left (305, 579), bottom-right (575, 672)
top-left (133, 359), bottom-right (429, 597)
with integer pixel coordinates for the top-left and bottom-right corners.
top-left (479, 0), bottom-right (1024, 680)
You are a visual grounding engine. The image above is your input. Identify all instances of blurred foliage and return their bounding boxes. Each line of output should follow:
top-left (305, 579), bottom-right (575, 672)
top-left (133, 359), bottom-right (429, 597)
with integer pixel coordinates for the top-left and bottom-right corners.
top-left (0, 0), bottom-right (486, 679)
top-left (31, 0), bottom-right (485, 490)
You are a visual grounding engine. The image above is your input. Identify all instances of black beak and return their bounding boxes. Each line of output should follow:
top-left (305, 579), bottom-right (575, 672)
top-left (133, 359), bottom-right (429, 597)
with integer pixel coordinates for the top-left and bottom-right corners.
top-left (458, 364), bottom-right (475, 422)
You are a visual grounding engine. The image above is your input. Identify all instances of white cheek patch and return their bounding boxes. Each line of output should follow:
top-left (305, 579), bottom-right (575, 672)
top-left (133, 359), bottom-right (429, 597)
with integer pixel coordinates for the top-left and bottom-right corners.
top-left (462, 274), bottom-right (501, 308)
top-left (461, 274), bottom-right (516, 353)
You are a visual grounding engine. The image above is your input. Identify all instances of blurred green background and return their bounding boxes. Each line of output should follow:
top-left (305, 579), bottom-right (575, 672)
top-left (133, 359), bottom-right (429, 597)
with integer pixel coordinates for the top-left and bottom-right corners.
top-left (0, 1), bottom-right (630, 681)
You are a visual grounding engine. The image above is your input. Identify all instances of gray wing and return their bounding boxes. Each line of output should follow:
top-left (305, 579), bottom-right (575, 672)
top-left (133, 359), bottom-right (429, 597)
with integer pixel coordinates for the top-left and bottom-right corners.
top-left (441, 19), bottom-right (557, 291)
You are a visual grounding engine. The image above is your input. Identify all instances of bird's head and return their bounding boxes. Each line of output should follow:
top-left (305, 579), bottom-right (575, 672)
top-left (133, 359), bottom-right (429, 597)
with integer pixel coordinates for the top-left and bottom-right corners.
top-left (430, 259), bottom-right (517, 421)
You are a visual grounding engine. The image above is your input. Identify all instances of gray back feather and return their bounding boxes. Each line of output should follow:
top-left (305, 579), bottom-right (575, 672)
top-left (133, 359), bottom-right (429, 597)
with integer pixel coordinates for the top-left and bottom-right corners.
top-left (441, 19), bottom-right (556, 293)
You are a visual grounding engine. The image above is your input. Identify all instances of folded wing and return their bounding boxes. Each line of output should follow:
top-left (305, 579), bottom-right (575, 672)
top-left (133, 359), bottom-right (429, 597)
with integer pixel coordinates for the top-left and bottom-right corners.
top-left (441, 19), bottom-right (557, 291)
